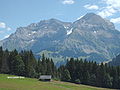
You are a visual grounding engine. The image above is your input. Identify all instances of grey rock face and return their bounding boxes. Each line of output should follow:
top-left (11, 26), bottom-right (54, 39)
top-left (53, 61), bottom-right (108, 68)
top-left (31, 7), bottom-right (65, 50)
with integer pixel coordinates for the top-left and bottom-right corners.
top-left (0, 13), bottom-right (120, 63)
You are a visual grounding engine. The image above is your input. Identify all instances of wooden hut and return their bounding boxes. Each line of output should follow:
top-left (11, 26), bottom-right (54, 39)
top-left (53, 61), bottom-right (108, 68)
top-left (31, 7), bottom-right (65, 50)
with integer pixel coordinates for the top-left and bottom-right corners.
top-left (39, 75), bottom-right (52, 81)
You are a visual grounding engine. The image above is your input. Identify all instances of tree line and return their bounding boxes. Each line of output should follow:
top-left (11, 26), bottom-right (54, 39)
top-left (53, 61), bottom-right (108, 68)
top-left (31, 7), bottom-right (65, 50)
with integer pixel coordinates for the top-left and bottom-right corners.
top-left (0, 47), bottom-right (120, 89)
top-left (0, 47), bottom-right (58, 78)
top-left (60, 58), bottom-right (120, 89)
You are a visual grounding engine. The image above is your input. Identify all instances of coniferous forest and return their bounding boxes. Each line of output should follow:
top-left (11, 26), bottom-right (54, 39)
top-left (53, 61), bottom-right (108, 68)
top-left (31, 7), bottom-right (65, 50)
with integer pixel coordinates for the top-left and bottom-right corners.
top-left (0, 47), bottom-right (120, 89)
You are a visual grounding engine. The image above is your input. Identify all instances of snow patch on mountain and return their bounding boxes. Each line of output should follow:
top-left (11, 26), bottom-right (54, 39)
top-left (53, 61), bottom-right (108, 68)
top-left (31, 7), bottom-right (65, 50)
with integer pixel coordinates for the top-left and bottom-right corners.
top-left (64, 26), bottom-right (69, 29)
top-left (67, 28), bottom-right (73, 35)
top-left (28, 34), bottom-right (31, 36)
top-left (29, 39), bottom-right (35, 43)
top-left (32, 31), bottom-right (37, 34)
top-left (93, 31), bottom-right (98, 34)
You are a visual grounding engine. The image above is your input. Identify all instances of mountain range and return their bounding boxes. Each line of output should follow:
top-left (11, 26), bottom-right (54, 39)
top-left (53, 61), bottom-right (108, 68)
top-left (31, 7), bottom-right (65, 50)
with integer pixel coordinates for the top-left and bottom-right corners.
top-left (0, 13), bottom-right (120, 63)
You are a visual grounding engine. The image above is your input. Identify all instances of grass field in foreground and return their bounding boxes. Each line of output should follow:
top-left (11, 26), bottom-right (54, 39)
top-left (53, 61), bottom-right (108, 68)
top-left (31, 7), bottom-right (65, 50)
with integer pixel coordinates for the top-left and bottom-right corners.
top-left (0, 74), bottom-right (113, 90)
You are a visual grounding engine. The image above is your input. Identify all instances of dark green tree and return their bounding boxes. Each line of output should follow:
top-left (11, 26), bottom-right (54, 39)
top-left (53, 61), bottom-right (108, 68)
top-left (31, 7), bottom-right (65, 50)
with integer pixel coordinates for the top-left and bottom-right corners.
top-left (103, 73), bottom-right (112, 88)
top-left (0, 50), bottom-right (10, 73)
top-left (12, 55), bottom-right (25, 75)
top-left (66, 58), bottom-right (76, 81)
top-left (0, 47), bottom-right (3, 73)
top-left (59, 65), bottom-right (71, 82)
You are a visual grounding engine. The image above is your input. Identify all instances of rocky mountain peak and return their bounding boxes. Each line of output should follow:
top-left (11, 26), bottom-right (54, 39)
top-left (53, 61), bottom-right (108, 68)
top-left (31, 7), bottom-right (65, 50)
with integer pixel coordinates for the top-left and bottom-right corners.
top-left (81, 13), bottom-right (102, 20)
top-left (38, 18), bottom-right (63, 25)
top-left (73, 13), bottom-right (115, 30)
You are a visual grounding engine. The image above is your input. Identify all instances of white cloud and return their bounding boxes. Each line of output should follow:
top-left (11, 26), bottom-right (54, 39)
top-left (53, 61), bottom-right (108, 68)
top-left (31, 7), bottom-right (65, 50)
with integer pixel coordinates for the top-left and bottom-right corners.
top-left (98, 0), bottom-right (120, 18)
top-left (0, 21), bottom-right (12, 31)
top-left (105, 0), bottom-right (120, 8)
top-left (7, 27), bottom-right (12, 31)
top-left (98, 7), bottom-right (116, 18)
top-left (0, 22), bottom-right (6, 28)
top-left (84, 4), bottom-right (99, 10)
top-left (110, 17), bottom-right (120, 23)
top-left (62, 0), bottom-right (75, 5)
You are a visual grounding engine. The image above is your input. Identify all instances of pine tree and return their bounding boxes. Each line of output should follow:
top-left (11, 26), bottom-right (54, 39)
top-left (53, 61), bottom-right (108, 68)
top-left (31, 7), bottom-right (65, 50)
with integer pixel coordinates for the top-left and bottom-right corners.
top-left (46, 58), bottom-right (52, 75)
top-left (83, 71), bottom-right (90, 85)
top-left (12, 55), bottom-right (25, 75)
top-left (36, 58), bottom-right (42, 77)
top-left (8, 49), bottom-right (18, 74)
top-left (0, 50), bottom-right (10, 73)
top-left (41, 54), bottom-right (47, 74)
top-left (89, 74), bottom-right (97, 86)
top-left (96, 63), bottom-right (106, 87)
top-left (59, 65), bottom-right (71, 82)
top-left (27, 51), bottom-right (37, 77)
top-left (0, 47), bottom-right (3, 73)
top-left (103, 73), bottom-right (112, 88)
top-left (66, 58), bottom-right (76, 81)
top-left (112, 67), bottom-right (119, 88)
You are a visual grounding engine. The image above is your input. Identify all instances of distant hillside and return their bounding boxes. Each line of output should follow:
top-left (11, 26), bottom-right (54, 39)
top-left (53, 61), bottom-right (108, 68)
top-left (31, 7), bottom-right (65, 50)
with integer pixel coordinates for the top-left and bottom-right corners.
top-left (0, 74), bottom-right (111, 90)
top-left (109, 54), bottom-right (120, 66)
top-left (1, 13), bottom-right (120, 63)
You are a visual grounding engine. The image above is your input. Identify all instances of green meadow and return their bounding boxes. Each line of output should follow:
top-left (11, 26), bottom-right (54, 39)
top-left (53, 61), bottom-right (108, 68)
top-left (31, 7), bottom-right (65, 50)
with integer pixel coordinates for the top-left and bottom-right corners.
top-left (0, 74), bottom-right (113, 90)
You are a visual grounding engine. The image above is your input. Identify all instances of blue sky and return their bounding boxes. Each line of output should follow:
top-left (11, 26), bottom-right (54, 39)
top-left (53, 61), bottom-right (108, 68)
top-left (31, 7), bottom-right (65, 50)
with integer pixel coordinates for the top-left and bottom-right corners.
top-left (0, 0), bottom-right (120, 40)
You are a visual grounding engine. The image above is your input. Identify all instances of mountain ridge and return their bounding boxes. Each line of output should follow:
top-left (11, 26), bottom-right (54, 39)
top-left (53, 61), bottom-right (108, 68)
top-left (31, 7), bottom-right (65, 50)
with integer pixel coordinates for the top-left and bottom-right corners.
top-left (1, 13), bottom-right (120, 63)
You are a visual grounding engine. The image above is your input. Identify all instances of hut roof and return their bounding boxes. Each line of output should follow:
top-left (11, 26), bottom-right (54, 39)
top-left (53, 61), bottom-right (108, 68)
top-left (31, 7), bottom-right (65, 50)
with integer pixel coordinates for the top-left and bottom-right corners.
top-left (39, 75), bottom-right (52, 79)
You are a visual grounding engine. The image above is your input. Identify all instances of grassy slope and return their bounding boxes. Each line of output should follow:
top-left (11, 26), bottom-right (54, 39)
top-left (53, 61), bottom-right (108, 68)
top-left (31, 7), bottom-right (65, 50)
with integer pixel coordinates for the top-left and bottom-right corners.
top-left (0, 74), bottom-right (113, 90)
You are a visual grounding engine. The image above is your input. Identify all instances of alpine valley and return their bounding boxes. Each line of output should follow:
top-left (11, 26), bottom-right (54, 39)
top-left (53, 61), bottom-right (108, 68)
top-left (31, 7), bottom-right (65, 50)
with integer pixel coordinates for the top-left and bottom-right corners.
top-left (0, 13), bottom-right (120, 64)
